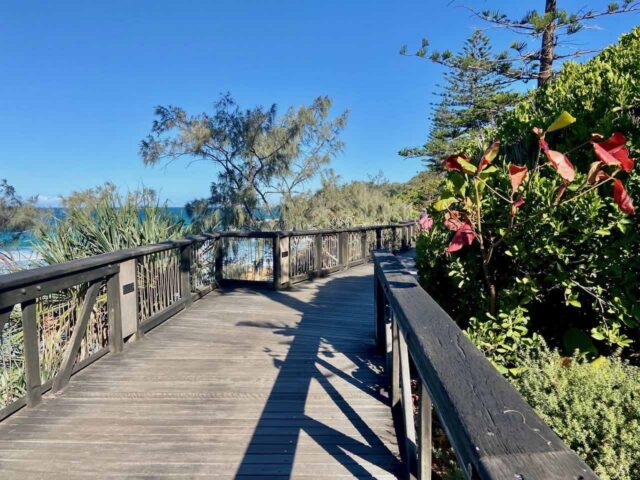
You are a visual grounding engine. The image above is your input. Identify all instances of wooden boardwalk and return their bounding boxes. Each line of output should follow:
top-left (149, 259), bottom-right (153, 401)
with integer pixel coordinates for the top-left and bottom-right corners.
top-left (0, 264), bottom-right (402, 479)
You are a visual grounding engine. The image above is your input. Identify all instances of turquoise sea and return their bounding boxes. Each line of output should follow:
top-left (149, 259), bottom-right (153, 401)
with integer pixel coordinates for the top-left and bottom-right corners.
top-left (1, 207), bottom-right (190, 259)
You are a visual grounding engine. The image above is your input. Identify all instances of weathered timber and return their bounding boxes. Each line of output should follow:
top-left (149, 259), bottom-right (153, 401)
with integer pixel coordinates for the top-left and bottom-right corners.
top-left (373, 251), bottom-right (597, 480)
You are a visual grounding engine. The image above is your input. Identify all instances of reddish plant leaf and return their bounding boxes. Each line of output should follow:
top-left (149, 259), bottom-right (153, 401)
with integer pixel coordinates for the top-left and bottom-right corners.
top-left (540, 139), bottom-right (575, 182)
top-left (587, 162), bottom-right (610, 185)
top-left (511, 197), bottom-right (525, 218)
top-left (418, 214), bottom-right (433, 231)
top-left (508, 165), bottom-right (528, 193)
top-left (613, 179), bottom-right (635, 215)
top-left (442, 154), bottom-right (467, 172)
top-left (444, 211), bottom-right (463, 231)
top-left (592, 133), bottom-right (635, 173)
top-left (446, 221), bottom-right (475, 253)
top-left (555, 183), bottom-right (568, 204)
top-left (478, 140), bottom-right (500, 172)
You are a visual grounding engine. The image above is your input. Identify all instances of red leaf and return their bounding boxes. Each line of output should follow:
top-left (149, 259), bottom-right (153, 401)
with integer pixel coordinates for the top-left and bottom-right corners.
top-left (444, 211), bottom-right (463, 231)
top-left (612, 179), bottom-right (635, 215)
top-left (587, 162), bottom-right (610, 185)
top-left (592, 133), bottom-right (635, 173)
top-left (540, 139), bottom-right (575, 182)
top-left (508, 165), bottom-right (528, 193)
top-left (555, 183), bottom-right (568, 204)
top-left (442, 154), bottom-right (467, 172)
top-left (446, 221), bottom-right (475, 253)
top-left (418, 214), bottom-right (433, 231)
top-left (478, 140), bottom-right (500, 172)
top-left (511, 197), bottom-right (524, 218)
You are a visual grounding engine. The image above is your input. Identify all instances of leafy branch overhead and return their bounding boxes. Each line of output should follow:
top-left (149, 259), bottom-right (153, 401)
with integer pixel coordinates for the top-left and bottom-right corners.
top-left (140, 94), bottom-right (348, 229)
top-left (402, 0), bottom-right (640, 85)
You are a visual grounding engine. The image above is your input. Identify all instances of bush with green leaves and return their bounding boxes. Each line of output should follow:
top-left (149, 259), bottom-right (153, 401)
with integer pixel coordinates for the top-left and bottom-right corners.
top-left (416, 29), bottom-right (640, 362)
top-left (511, 348), bottom-right (640, 480)
top-left (35, 184), bottom-right (185, 264)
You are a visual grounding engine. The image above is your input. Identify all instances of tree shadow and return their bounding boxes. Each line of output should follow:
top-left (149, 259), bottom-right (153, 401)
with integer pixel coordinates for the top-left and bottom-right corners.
top-left (233, 272), bottom-right (403, 479)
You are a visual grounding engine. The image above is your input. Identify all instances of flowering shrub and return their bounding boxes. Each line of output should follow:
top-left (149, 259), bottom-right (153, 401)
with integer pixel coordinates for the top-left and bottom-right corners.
top-left (416, 112), bottom-right (638, 361)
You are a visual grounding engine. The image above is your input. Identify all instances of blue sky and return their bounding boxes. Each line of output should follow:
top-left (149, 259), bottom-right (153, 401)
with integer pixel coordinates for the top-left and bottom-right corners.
top-left (1, 1), bottom-right (637, 206)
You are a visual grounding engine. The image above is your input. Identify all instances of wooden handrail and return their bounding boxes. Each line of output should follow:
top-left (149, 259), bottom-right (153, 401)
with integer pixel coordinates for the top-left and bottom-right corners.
top-left (372, 250), bottom-right (597, 480)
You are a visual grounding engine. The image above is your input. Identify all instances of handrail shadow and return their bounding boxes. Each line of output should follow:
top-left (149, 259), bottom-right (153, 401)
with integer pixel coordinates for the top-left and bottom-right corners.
top-left (233, 272), bottom-right (403, 478)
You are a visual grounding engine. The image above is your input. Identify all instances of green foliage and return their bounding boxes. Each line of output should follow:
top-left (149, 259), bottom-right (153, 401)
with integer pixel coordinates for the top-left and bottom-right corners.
top-left (500, 27), bottom-right (640, 165)
top-left (416, 32), bottom-right (640, 360)
top-left (280, 173), bottom-right (415, 230)
top-left (35, 185), bottom-right (185, 264)
top-left (511, 348), bottom-right (640, 480)
top-left (141, 94), bottom-right (348, 230)
top-left (466, 307), bottom-right (544, 375)
top-left (401, 31), bottom-right (518, 167)
top-left (391, 170), bottom-right (443, 210)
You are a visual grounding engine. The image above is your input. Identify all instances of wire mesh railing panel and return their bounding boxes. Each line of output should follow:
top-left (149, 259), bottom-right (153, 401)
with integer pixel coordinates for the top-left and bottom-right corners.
top-left (137, 248), bottom-right (182, 324)
top-left (382, 228), bottom-right (399, 251)
top-left (322, 234), bottom-right (340, 269)
top-left (0, 305), bottom-right (25, 410)
top-left (289, 235), bottom-right (315, 278)
top-left (37, 282), bottom-right (109, 384)
top-left (348, 232), bottom-right (363, 263)
top-left (222, 237), bottom-right (273, 282)
top-left (366, 230), bottom-right (377, 255)
top-left (190, 239), bottom-right (216, 292)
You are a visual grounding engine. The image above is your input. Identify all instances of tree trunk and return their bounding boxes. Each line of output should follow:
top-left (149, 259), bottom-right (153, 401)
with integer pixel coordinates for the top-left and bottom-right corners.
top-left (538, 0), bottom-right (557, 86)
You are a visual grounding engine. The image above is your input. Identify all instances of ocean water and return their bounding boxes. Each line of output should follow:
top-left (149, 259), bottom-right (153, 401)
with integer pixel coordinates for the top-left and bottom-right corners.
top-left (0, 207), bottom-right (190, 270)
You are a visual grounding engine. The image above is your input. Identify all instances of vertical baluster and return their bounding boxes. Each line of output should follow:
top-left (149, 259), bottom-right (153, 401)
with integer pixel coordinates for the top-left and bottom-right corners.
top-left (180, 242), bottom-right (192, 302)
top-left (314, 234), bottom-right (323, 276)
top-left (398, 326), bottom-right (417, 477)
top-left (376, 228), bottom-right (383, 249)
top-left (373, 271), bottom-right (386, 354)
top-left (361, 230), bottom-right (368, 261)
top-left (21, 299), bottom-right (41, 407)
top-left (107, 272), bottom-right (124, 354)
top-left (273, 233), bottom-right (282, 290)
top-left (418, 382), bottom-right (433, 480)
top-left (391, 313), bottom-right (400, 410)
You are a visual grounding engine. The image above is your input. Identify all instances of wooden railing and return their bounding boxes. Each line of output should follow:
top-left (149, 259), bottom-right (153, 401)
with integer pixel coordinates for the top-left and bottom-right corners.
top-left (372, 250), bottom-right (598, 480)
top-left (0, 222), bottom-right (415, 421)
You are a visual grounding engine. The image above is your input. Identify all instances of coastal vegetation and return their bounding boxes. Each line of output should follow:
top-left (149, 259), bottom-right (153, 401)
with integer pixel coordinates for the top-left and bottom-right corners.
top-left (413, 28), bottom-right (640, 479)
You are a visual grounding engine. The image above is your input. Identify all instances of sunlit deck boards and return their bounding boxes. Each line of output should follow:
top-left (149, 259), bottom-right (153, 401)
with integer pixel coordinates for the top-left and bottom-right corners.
top-left (0, 264), bottom-right (402, 479)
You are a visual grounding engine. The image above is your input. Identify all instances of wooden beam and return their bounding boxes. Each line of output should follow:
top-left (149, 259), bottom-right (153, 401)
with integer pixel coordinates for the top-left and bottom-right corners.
top-left (372, 251), bottom-right (598, 479)
top-left (107, 273), bottom-right (124, 354)
top-left (20, 299), bottom-right (41, 407)
top-left (418, 382), bottom-right (432, 480)
top-left (51, 281), bottom-right (101, 393)
top-left (398, 326), bottom-right (418, 478)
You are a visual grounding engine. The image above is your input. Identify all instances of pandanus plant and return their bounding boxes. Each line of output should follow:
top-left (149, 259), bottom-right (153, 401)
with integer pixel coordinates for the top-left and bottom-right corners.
top-left (421, 111), bottom-right (636, 317)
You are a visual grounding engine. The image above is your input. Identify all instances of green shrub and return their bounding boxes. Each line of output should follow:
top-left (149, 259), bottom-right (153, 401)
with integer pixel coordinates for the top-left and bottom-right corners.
top-left (500, 28), bottom-right (640, 168)
top-left (416, 29), bottom-right (640, 359)
top-left (511, 349), bottom-right (640, 480)
top-left (35, 185), bottom-right (185, 264)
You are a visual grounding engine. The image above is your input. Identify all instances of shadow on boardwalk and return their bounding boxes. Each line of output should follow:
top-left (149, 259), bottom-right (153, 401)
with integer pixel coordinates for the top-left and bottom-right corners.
top-left (233, 272), bottom-right (403, 479)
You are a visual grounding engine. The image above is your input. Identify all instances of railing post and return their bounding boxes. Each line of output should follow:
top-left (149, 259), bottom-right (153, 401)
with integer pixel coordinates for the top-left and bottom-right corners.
top-left (392, 227), bottom-right (398, 252)
top-left (107, 272), bottom-right (124, 354)
top-left (118, 259), bottom-right (139, 340)
top-left (278, 233), bottom-right (290, 289)
top-left (338, 231), bottom-right (348, 269)
top-left (373, 266), bottom-right (386, 354)
top-left (21, 299), bottom-right (41, 407)
top-left (361, 230), bottom-right (368, 261)
top-left (314, 234), bottom-right (323, 276)
top-left (401, 226), bottom-right (409, 251)
top-left (376, 228), bottom-right (382, 249)
top-left (273, 233), bottom-right (283, 290)
top-left (180, 242), bottom-right (193, 307)
top-left (418, 382), bottom-right (433, 480)
top-left (214, 237), bottom-right (224, 285)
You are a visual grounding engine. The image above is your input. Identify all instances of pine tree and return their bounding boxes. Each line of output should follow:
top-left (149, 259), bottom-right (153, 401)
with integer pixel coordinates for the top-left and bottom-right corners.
top-left (400, 31), bottom-right (518, 168)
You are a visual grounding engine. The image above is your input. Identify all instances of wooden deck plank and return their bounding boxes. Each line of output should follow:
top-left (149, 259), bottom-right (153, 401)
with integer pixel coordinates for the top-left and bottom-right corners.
top-left (0, 264), bottom-right (402, 479)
